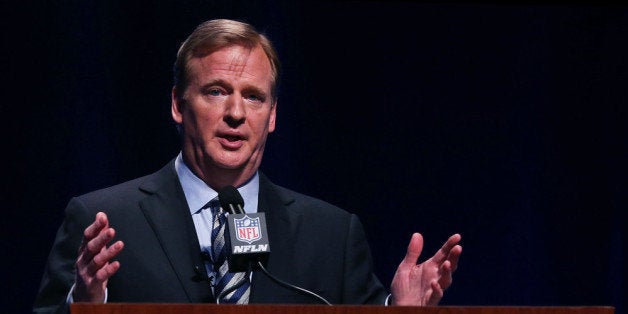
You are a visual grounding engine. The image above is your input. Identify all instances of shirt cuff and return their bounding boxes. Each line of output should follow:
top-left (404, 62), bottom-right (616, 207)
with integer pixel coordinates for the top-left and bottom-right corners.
top-left (384, 294), bottom-right (392, 306)
top-left (66, 284), bottom-right (108, 304)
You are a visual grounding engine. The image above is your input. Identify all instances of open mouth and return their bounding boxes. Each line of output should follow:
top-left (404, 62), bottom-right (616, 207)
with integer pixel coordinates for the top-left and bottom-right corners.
top-left (218, 132), bottom-right (246, 150)
top-left (224, 135), bottom-right (242, 142)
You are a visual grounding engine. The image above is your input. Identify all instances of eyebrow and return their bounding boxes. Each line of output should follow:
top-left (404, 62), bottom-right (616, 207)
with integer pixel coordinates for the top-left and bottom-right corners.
top-left (242, 85), bottom-right (268, 99)
top-left (199, 79), bottom-right (231, 91)
top-left (200, 79), bottom-right (268, 99)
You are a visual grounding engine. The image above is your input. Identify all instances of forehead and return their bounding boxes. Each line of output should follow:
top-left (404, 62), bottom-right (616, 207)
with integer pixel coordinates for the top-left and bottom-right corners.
top-left (187, 44), bottom-right (273, 89)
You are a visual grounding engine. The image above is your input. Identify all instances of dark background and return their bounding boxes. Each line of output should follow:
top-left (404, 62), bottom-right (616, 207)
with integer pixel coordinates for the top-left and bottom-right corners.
top-left (4, 1), bottom-right (626, 313)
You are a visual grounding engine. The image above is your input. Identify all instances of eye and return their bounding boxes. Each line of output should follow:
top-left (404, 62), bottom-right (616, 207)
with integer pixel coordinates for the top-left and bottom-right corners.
top-left (246, 93), bottom-right (265, 103)
top-left (207, 88), bottom-right (221, 96)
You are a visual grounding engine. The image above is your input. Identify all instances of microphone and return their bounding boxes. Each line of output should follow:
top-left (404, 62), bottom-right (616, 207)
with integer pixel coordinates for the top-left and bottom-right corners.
top-left (217, 186), bottom-right (270, 273)
top-left (217, 186), bottom-right (245, 215)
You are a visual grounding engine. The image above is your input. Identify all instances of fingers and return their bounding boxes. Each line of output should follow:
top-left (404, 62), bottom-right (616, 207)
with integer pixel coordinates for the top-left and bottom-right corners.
top-left (74, 212), bottom-right (124, 302)
top-left (426, 280), bottom-right (444, 306)
top-left (392, 233), bottom-right (462, 307)
top-left (437, 260), bottom-right (453, 290)
top-left (447, 244), bottom-right (462, 272)
top-left (78, 214), bottom-right (116, 265)
top-left (435, 235), bottom-right (462, 290)
top-left (87, 240), bottom-right (124, 276)
top-left (431, 233), bottom-right (462, 264)
top-left (401, 233), bottom-right (424, 266)
top-left (83, 212), bottom-right (109, 241)
top-left (87, 228), bottom-right (115, 257)
top-left (78, 213), bottom-right (123, 273)
top-left (95, 260), bottom-right (122, 282)
top-left (436, 240), bottom-right (462, 291)
top-left (79, 213), bottom-right (108, 255)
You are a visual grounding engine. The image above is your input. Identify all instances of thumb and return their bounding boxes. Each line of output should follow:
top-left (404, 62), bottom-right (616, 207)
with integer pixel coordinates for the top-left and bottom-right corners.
top-left (402, 233), bottom-right (424, 265)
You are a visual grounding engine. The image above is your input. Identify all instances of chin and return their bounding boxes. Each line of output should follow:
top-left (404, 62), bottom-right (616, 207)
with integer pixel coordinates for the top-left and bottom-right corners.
top-left (213, 158), bottom-right (249, 171)
top-left (209, 150), bottom-right (259, 172)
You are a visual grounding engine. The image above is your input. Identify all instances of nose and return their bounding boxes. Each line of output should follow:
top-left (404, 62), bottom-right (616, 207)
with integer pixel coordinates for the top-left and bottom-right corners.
top-left (224, 94), bottom-right (246, 127)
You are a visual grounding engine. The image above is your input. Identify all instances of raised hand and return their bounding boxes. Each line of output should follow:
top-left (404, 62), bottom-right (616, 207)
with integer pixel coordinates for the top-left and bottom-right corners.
top-left (73, 212), bottom-right (124, 302)
top-left (390, 233), bottom-right (462, 306)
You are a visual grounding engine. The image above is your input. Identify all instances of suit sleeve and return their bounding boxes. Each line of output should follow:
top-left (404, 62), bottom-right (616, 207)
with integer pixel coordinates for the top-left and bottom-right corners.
top-left (341, 214), bottom-right (388, 304)
top-left (33, 198), bottom-right (94, 314)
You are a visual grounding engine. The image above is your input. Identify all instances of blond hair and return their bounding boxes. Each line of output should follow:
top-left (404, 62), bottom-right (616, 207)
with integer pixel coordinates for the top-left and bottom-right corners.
top-left (173, 19), bottom-right (280, 101)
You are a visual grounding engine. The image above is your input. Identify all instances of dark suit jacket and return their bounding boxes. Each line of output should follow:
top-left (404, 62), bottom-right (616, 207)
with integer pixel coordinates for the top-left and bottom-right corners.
top-left (34, 159), bottom-right (387, 313)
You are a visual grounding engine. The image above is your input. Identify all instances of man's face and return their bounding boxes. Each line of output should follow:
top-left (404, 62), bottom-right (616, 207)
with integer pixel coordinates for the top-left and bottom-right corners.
top-left (171, 44), bottom-right (276, 187)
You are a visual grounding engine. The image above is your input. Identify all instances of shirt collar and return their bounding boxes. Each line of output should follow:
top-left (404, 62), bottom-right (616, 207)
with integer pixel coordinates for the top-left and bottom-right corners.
top-left (174, 152), bottom-right (259, 215)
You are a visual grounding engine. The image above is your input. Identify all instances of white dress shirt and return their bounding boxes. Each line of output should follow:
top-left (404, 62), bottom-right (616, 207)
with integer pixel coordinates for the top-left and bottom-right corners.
top-left (174, 153), bottom-right (259, 285)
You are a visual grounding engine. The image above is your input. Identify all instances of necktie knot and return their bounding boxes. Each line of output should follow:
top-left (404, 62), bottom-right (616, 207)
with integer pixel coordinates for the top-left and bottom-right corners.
top-left (204, 198), bottom-right (222, 215)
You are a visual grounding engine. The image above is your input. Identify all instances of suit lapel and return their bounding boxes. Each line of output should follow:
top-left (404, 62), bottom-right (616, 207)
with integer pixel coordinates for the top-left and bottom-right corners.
top-left (138, 160), bottom-right (212, 302)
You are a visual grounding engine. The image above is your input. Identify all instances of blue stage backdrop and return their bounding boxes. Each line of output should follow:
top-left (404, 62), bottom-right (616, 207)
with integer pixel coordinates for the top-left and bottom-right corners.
top-left (5, 2), bottom-right (626, 313)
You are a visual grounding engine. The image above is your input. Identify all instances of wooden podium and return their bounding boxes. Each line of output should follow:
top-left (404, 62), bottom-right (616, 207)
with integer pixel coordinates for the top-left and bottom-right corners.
top-left (71, 303), bottom-right (615, 314)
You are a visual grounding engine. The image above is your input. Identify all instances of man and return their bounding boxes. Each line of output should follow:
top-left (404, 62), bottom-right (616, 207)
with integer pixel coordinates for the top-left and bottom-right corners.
top-left (34, 19), bottom-right (462, 313)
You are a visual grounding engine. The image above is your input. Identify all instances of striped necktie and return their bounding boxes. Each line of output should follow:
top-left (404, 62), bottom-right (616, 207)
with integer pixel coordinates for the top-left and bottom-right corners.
top-left (209, 198), bottom-right (251, 304)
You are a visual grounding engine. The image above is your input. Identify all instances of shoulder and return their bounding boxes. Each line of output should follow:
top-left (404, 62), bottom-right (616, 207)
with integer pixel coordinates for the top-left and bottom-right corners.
top-left (69, 160), bottom-right (177, 213)
top-left (261, 175), bottom-right (355, 224)
top-left (76, 173), bottom-right (152, 203)
top-left (277, 185), bottom-right (348, 213)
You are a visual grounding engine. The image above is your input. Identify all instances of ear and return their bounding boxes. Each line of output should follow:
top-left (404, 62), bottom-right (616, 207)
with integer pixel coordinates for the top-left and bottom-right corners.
top-left (268, 100), bottom-right (277, 133)
top-left (171, 86), bottom-right (183, 124)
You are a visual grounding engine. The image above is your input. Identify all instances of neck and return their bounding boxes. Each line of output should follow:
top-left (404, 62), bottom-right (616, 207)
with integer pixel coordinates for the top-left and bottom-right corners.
top-left (181, 152), bottom-right (258, 191)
